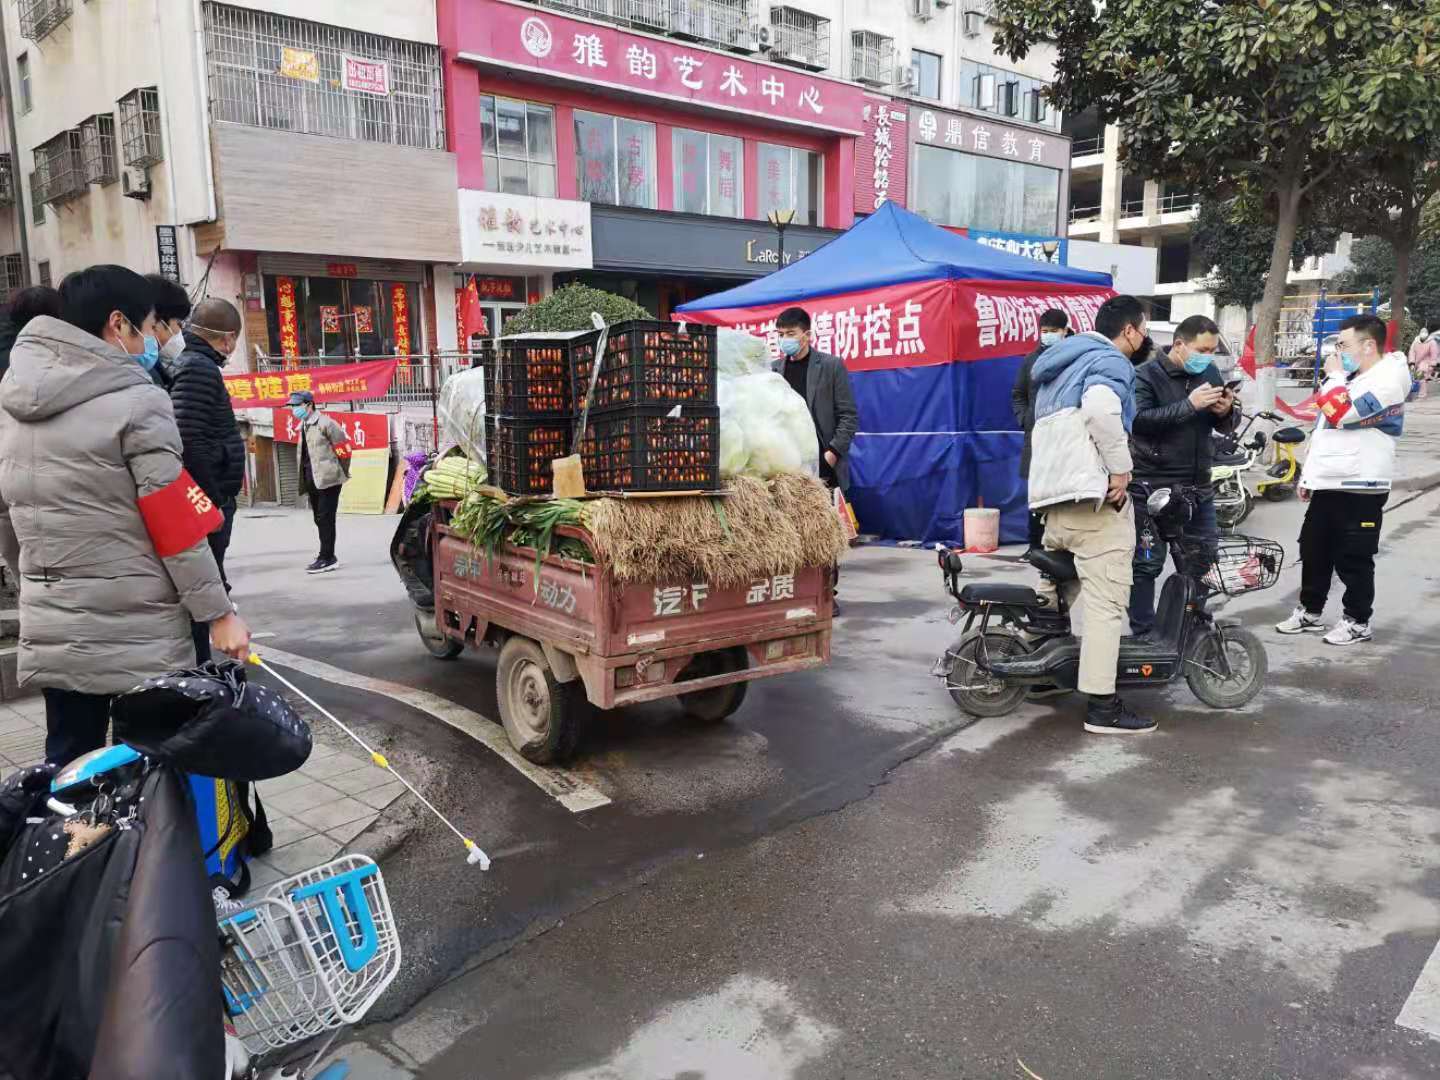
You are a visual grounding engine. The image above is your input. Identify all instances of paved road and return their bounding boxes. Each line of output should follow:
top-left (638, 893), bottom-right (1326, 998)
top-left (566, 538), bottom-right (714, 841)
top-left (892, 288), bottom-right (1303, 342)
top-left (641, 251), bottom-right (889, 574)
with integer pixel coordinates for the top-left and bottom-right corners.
top-left (228, 467), bottom-right (1440, 1078)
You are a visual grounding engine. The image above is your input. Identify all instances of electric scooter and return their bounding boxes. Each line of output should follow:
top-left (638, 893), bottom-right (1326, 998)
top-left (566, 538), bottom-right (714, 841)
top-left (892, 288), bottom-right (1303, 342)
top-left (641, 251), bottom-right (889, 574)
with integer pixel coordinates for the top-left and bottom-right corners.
top-left (932, 487), bottom-right (1281, 718)
top-left (1211, 411), bottom-right (1307, 529)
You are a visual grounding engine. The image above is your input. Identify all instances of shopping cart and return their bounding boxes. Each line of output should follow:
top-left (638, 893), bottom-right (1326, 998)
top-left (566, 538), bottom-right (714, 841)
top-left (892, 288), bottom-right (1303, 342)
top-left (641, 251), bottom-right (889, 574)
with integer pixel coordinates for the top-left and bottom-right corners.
top-left (219, 855), bottom-right (401, 1080)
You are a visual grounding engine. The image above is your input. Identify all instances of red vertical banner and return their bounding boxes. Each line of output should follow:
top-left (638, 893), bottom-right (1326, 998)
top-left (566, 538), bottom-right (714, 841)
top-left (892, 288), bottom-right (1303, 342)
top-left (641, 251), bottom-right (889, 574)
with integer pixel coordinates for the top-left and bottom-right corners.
top-left (454, 287), bottom-right (467, 356)
top-left (391, 283), bottom-right (411, 369)
top-left (276, 276), bottom-right (300, 366)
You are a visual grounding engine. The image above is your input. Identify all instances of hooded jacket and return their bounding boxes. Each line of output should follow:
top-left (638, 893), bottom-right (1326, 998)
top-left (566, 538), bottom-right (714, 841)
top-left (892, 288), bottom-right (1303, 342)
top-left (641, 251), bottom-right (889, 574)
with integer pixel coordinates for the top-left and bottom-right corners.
top-left (0, 317), bottom-right (232, 694)
top-left (298, 409), bottom-right (353, 495)
top-left (1027, 331), bottom-right (1136, 509)
top-left (170, 330), bottom-right (246, 504)
top-left (1302, 351), bottom-right (1412, 493)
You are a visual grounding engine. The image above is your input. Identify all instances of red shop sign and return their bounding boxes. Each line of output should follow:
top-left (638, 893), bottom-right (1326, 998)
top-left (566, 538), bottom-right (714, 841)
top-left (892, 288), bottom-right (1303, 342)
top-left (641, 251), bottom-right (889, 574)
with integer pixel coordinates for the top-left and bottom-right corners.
top-left (327, 263), bottom-right (359, 278)
top-left (224, 359), bottom-right (399, 408)
top-left (476, 276), bottom-right (518, 299)
top-left (457, 0), bottom-right (865, 135)
top-left (272, 410), bottom-right (390, 448)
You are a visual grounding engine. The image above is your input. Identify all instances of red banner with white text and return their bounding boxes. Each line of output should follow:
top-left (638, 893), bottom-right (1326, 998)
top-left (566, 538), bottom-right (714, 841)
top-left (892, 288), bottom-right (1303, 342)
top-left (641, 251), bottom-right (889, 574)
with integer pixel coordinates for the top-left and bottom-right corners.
top-left (681, 279), bottom-right (1114, 371)
top-left (271, 410), bottom-right (390, 448)
top-left (224, 360), bottom-right (398, 409)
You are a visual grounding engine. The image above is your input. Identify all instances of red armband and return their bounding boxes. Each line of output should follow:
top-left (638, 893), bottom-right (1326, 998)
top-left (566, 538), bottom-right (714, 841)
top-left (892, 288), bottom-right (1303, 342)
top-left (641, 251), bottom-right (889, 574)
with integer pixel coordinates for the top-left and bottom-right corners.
top-left (333, 440), bottom-right (353, 460)
top-left (137, 471), bottom-right (224, 558)
top-left (1317, 385), bottom-right (1352, 425)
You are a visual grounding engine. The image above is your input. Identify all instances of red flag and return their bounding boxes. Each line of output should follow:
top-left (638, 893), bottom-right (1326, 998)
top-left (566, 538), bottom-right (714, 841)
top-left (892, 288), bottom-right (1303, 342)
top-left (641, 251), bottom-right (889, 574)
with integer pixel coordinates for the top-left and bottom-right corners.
top-left (1238, 324), bottom-right (1257, 379)
top-left (1385, 318), bottom-right (1400, 352)
top-left (459, 276), bottom-right (487, 342)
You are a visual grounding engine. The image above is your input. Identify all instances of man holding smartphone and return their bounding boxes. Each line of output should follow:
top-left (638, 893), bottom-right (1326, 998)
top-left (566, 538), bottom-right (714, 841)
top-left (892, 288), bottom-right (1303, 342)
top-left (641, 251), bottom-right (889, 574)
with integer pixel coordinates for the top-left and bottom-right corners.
top-left (1126, 315), bottom-right (1238, 637)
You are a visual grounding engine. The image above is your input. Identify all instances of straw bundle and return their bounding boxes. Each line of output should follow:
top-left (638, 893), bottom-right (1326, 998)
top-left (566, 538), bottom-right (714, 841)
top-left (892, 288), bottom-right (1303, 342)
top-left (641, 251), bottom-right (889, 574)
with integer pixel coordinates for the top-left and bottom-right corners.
top-left (580, 474), bottom-right (842, 587)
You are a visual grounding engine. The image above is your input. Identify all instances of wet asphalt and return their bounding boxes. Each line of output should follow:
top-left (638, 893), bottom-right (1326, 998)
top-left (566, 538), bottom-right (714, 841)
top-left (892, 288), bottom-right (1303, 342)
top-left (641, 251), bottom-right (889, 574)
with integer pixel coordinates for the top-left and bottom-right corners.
top-left (225, 480), bottom-right (1440, 1079)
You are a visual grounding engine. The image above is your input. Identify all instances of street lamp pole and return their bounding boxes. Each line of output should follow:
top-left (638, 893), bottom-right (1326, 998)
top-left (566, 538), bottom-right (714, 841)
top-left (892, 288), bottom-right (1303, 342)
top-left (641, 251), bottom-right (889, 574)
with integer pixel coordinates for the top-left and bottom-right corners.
top-left (767, 208), bottom-right (797, 272)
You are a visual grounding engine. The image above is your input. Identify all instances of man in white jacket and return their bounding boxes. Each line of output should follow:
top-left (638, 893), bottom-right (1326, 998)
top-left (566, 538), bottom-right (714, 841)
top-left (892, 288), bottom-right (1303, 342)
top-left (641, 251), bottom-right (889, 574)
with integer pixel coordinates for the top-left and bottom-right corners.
top-left (1276, 314), bottom-right (1410, 646)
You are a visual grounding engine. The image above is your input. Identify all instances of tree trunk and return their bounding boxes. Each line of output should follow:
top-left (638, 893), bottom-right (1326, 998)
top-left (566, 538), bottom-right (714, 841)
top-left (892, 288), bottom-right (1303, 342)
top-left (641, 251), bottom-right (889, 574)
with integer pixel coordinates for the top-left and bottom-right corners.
top-left (1252, 177), bottom-right (1304, 372)
top-left (1391, 232), bottom-right (1413, 344)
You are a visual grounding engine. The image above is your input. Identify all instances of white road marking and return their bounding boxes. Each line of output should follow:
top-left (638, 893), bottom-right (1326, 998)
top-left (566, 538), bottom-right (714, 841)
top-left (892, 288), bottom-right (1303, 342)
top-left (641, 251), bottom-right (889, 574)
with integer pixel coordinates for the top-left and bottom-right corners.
top-left (1397, 941), bottom-right (1440, 1041)
top-left (255, 645), bottom-right (611, 813)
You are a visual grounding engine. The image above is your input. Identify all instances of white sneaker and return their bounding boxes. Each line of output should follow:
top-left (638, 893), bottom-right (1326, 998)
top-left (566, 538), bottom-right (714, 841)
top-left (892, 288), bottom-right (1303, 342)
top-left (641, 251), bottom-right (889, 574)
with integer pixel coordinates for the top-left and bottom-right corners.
top-left (1275, 607), bottom-right (1325, 635)
top-left (1323, 617), bottom-right (1372, 647)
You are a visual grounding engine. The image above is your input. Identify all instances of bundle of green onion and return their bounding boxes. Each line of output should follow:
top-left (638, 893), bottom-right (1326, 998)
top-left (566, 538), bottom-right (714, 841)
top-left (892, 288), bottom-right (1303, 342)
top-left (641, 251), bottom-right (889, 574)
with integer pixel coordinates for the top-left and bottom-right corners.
top-left (450, 493), bottom-right (591, 585)
top-left (421, 455), bottom-right (486, 501)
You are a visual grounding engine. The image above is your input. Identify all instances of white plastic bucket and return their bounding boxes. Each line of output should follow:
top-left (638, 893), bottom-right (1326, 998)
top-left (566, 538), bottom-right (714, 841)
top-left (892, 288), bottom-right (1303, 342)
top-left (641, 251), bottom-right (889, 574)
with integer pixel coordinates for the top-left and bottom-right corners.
top-left (963, 507), bottom-right (1000, 553)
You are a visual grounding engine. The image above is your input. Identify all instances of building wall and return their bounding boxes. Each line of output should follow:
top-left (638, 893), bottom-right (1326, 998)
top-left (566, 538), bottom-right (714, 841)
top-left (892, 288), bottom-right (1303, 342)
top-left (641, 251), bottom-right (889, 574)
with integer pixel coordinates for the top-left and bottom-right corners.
top-left (243, 0), bottom-right (439, 45)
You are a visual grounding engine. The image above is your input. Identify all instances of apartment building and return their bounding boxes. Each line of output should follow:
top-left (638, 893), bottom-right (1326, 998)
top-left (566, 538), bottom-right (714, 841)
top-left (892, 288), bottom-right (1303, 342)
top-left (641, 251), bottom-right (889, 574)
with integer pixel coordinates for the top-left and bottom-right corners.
top-left (1065, 115), bottom-right (1351, 339)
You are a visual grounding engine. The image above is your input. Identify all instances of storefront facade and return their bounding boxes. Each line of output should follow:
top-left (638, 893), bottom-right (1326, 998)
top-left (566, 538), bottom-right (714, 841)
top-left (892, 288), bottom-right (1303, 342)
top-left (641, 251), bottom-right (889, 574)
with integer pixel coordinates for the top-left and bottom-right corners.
top-left (435, 0), bottom-right (864, 324)
top-left (251, 255), bottom-right (428, 361)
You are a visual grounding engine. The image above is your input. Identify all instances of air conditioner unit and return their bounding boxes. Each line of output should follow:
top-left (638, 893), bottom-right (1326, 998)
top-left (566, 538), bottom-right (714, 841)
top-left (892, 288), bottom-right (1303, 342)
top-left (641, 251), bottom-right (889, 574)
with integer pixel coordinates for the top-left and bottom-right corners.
top-left (913, 0), bottom-right (935, 20)
top-left (121, 167), bottom-right (151, 200)
top-left (961, 10), bottom-right (982, 35)
top-left (754, 23), bottom-right (772, 50)
top-left (898, 66), bottom-right (916, 92)
top-left (935, 0), bottom-right (953, 6)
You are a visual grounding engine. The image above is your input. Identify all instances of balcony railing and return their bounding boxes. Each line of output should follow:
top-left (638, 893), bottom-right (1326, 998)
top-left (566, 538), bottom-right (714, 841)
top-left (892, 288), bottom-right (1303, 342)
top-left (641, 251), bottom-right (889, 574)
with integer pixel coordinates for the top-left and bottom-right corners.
top-left (1068, 204), bottom-right (1102, 224)
top-left (34, 130), bottom-right (87, 206)
top-left (670, 0), bottom-right (751, 48)
top-left (0, 155), bottom-right (13, 208)
top-left (18, 0), bottom-right (71, 42)
top-left (770, 6), bottom-right (829, 70)
top-left (1070, 134), bottom-right (1104, 157)
top-left (1159, 192), bottom-right (1198, 214)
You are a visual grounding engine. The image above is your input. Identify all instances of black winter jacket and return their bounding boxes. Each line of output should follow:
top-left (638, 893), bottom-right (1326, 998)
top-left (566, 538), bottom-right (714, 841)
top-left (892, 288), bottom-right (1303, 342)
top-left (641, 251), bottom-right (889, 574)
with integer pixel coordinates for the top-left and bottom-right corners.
top-left (1011, 343), bottom-right (1048, 479)
top-left (1129, 355), bottom-right (1238, 488)
top-left (169, 331), bottom-right (246, 503)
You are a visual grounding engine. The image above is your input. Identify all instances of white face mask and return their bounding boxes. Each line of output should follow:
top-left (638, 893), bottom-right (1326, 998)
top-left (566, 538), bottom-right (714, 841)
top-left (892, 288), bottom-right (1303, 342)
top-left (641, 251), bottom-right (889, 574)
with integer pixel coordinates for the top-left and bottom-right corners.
top-left (160, 332), bottom-right (187, 361)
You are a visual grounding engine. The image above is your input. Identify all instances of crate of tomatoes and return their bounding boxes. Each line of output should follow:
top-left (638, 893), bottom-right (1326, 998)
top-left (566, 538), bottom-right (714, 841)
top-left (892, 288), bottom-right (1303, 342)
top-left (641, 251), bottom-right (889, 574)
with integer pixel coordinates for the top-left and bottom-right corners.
top-left (485, 414), bottom-right (573, 496)
top-left (486, 337), bottom-right (575, 417)
top-left (580, 405), bottom-right (720, 493)
top-left (570, 321), bottom-right (716, 413)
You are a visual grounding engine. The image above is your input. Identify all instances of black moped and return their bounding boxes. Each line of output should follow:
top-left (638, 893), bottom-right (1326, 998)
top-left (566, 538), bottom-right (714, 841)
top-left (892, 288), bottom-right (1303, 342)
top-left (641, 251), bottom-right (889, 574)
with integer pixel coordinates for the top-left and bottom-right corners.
top-left (932, 487), bottom-right (1281, 718)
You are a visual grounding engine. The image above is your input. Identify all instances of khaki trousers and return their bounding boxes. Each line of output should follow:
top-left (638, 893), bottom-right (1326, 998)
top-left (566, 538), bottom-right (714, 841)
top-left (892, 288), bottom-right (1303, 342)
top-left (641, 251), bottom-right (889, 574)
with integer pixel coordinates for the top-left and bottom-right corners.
top-left (1042, 499), bottom-right (1135, 696)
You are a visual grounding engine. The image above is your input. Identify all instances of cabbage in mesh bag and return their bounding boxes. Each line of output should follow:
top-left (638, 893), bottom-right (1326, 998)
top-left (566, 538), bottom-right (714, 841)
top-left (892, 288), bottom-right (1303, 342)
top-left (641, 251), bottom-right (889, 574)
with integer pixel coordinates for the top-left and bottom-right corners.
top-left (438, 366), bottom-right (487, 463)
top-left (716, 329), bottom-right (819, 479)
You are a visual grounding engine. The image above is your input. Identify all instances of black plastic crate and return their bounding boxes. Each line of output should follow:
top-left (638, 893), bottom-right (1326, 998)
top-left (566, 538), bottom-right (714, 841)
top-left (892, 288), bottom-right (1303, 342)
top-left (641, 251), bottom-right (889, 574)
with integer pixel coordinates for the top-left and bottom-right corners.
top-left (485, 338), bottom-right (574, 417)
top-left (571, 321), bottom-right (716, 413)
top-left (580, 406), bottom-right (720, 492)
top-left (485, 415), bottom-right (573, 496)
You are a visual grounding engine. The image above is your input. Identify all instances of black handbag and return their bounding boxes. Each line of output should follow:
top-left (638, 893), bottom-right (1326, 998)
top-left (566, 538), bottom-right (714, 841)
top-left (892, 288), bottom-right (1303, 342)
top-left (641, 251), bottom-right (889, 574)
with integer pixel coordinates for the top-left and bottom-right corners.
top-left (111, 660), bottom-right (312, 781)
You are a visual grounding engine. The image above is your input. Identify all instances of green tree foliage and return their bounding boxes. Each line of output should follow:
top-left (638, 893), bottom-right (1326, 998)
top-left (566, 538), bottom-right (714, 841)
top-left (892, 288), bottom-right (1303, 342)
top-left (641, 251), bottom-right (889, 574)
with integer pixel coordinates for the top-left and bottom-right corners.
top-left (991, 0), bottom-right (1440, 368)
top-left (502, 284), bottom-right (651, 335)
top-left (1334, 235), bottom-right (1440, 330)
top-left (1192, 199), bottom-right (1340, 311)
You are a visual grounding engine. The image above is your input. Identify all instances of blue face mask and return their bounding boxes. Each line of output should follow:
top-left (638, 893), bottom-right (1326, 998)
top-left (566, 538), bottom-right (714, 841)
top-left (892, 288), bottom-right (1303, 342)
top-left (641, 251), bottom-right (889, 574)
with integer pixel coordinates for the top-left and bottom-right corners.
top-left (291, 405), bottom-right (309, 420)
top-left (1040, 331), bottom-right (1063, 347)
top-left (138, 336), bottom-right (161, 372)
top-left (778, 336), bottom-right (803, 358)
top-left (1182, 353), bottom-right (1213, 375)
top-left (1340, 351), bottom-right (1360, 374)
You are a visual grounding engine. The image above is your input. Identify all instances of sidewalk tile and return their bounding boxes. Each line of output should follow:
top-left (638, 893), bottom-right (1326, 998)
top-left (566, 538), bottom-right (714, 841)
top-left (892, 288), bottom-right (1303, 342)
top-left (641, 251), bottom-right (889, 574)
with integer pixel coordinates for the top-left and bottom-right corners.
top-left (293, 797), bottom-right (374, 834)
top-left (263, 834), bottom-right (341, 876)
top-left (302, 752), bottom-right (371, 781)
top-left (8, 698), bottom-right (44, 720)
top-left (267, 814), bottom-right (318, 849)
top-left (322, 765), bottom-right (384, 796)
top-left (326, 813), bottom-right (378, 848)
top-left (0, 709), bottom-right (37, 736)
top-left (247, 859), bottom-right (287, 895)
top-left (357, 782), bottom-right (406, 810)
top-left (259, 770), bottom-right (314, 797)
top-left (265, 781), bottom-right (339, 816)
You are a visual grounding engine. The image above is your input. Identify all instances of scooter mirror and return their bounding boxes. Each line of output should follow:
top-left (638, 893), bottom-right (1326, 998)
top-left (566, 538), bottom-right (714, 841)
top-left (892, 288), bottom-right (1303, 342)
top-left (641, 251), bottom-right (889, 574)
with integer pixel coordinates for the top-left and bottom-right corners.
top-left (1146, 488), bottom-right (1172, 515)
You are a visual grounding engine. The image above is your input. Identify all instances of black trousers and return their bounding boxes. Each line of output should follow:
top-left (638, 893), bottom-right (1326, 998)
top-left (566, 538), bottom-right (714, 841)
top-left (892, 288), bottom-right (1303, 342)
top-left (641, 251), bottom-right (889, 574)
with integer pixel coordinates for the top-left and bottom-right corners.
top-left (311, 485), bottom-right (342, 561)
top-left (1299, 490), bottom-right (1387, 624)
top-left (1027, 511), bottom-right (1046, 549)
top-left (42, 688), bottom-right (111, 767)
top-left (191, 499), bottom-right (237, 665)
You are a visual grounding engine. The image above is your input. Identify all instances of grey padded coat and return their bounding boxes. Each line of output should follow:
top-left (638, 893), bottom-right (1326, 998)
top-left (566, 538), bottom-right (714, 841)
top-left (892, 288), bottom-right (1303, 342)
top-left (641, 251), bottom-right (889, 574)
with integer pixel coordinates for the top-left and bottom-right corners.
top-left (0, 317), bottom-right (232, 694)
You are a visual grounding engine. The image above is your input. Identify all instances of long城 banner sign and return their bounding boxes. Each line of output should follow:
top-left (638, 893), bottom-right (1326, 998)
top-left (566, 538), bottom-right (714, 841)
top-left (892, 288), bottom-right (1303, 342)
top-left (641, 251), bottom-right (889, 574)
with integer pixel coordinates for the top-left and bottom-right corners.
top-left (223, 359), bottom-right (398, 409)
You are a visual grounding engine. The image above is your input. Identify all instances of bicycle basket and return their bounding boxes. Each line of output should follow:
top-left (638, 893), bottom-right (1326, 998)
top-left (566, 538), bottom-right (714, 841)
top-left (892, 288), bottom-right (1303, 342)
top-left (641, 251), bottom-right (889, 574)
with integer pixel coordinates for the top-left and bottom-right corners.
top-left (218, 855), bottom-right (401, 1055)
top-left (1202, 535), bottom-right (1284, 596)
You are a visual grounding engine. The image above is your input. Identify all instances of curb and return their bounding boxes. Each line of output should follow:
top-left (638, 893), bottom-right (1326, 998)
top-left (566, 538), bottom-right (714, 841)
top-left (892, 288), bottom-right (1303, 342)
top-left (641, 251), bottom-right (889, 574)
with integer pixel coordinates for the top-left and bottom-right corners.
top-left (1394, 469), bottom-right (1440, 495)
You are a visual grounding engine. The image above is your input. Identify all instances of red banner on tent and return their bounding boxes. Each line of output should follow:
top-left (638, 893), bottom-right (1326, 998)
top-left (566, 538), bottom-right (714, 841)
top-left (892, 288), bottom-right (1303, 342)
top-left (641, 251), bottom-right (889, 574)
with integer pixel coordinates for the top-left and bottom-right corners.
top-left (272, 410), bottom-right (389, 448)
top-left (683, 279), bottom-right (1113, 372)
top-left (223, 360), bottom-right (398, 409)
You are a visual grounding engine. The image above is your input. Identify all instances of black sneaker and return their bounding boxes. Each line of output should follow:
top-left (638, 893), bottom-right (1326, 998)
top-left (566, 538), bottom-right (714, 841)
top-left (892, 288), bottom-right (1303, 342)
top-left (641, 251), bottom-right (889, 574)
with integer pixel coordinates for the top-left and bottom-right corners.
top-left (306, 557), bottom-right (340, 575)
top-left (1083, 694), bottom-right (1157, 735)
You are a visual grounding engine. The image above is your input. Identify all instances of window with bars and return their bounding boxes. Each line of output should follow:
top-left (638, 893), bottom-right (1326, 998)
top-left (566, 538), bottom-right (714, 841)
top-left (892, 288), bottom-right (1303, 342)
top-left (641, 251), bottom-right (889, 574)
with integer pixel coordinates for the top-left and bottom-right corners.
top-left (850, 30), bottom-right (894, 87)
top-left (1, 254), bottom-right (23, 297)
top-left (118, 88), bottom-right (163, 167)
top-left (28, 172), bottom-right (42, 225)
top-left (18, 0), bottom-right (72, 43)
top-left (37, 261), bottom-right (51, 288)
top-left (203, 3), bottom-right (446, 151)
top-left (770, 7), bottom-right (829, 71)
top-left (34, 130), bottom-right (86, 205)
top-left (79, 114), bottom-right (119, 184)
top-left (0, 155), bottom-right (14, 207)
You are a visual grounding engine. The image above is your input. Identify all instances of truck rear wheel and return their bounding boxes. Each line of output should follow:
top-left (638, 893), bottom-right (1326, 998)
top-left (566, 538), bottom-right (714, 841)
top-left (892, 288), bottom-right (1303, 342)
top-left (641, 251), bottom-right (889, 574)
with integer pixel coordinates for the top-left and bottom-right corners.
top-left (678, 649), bottom-right (749, 722)
top-left (414, 610), bottom-right (463, 660)
top-left (497, 637), bottom-right (588, 764)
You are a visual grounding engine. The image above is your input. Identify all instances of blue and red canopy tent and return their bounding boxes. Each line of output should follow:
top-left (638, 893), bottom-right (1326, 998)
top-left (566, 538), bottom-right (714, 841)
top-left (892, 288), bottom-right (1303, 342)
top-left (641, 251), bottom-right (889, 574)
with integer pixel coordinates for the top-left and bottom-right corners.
top-left (676, 202), bottom-right (1114, 544)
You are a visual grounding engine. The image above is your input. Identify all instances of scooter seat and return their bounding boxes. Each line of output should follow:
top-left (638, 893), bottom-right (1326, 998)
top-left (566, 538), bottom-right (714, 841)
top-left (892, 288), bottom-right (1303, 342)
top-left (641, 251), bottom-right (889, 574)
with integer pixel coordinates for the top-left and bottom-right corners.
top-left (1024, 547), bottom-right (1079, 583)
top-left (959, 583), bottom-right (1041, 606)
top-left (1272, 427), bottom-right (1305, 444)
top-left (1212, 451), bottom-right (1250, 467)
